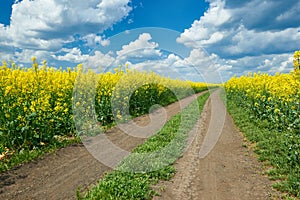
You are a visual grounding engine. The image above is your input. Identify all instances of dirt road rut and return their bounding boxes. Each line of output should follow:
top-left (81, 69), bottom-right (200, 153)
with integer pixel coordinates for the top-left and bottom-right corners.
top-left (0, 92), bottom-right (204, 200)
top-left (154, 90), bottom-right (280, 200)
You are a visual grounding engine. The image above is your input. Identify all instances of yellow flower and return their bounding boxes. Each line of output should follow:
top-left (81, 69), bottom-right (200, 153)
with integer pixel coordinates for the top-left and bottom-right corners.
top-left (0, 58), bottom-right (210, 154)
top-left (4, 86), bottom-right (12, 96)
top-left (267, 97), bottom-right (272, 102)
top-left (274, 108), bottom-right (280, 113)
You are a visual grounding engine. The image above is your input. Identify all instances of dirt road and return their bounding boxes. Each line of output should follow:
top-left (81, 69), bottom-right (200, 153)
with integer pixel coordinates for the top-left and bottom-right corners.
top-left (0, 92), bottom-right (204, 200)
top-left (153, 90), bottom-right (280, 200)
top-left (0, 90), bottom-right (280, 199)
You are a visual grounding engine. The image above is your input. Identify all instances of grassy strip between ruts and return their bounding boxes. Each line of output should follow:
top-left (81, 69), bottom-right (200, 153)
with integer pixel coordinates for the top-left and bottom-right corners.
top-left (224, 91), bottom-right (300, 200)
top-left (78, 92), bottom-right (210, 200)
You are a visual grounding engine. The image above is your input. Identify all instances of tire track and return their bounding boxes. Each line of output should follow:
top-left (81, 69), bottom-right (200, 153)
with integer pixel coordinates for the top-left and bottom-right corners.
top-left (154, 90), bottom-right (280, 200)
top-left (0, 91), bottom-right (206, 200)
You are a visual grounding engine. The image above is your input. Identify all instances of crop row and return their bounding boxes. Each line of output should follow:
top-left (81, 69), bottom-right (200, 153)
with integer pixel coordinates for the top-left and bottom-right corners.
top-left (225, 71), bottom-right (300, 198)
top-left (0, 60), bottom-right (208, 164)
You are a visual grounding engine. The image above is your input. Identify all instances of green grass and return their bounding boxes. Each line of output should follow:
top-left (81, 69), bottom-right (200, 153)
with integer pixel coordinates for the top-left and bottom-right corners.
top-left (78, 92), bottom-right (210, 200)
top-left (0, 136), bottom-right (80, 172)
top-left (224, 91), bottom-right (300, 199)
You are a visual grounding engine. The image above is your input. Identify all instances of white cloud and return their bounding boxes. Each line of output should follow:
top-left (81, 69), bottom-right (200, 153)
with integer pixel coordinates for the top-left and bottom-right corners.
top-left (201, 0), bottom-right (231, 26)
top-left (276, 2), bottom-right (300, 23)
top-left (225, 25), bottom-right (300, 57)
top-left (257, 54), bottom-right (294, 74)
top-left (100, 39), bottom-right (111, 47)
top-left (226, 0), bottom-right (300, 31)
top-left (8, 49), bottom-right (51, 64)
top-left (116, 33), bottom-right (162, 60)
top-left (228, 53), bottom-right (294, 76)
top-left (179, 49), bottom-right (232, 82)
top-left (176, 0), bottom-right (298, 77)
top-left (82, 33), bottom-right (165, 72)
top-left (115, 48), bottom-right (231, 83)
top-left (177, 0), bottom-right (300, 57)
top-left (82, 34), bottom-right (110, 47)
top-left (165, 54), bottom-right (182, 66)
top-left (0, 0), bottom-right (131, 62)
top-left (52, 48), bottom-right (88, 63)
top-left (176, 0), bottom-right (230, 48)
top-left (85, 50), bottom-right (115, 70)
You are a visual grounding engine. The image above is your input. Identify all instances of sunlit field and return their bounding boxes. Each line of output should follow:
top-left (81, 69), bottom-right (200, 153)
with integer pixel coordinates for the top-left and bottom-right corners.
top-left (225, 51), bottom-right (300, 198)
top-left (0, 58), bottom-right (209, 166)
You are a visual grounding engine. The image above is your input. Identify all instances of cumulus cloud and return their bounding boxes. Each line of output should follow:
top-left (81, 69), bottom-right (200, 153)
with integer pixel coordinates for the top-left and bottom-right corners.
top-left (246, 53), bottom-right (293, 74)
top-left (50, 33), bottom-right (164, 72)
top-left (177, 0), bottom-right (300, 58)
top-left (178, 48), bottom-right (232, 82)
top-left (176, 0), bottom-right (298, 77)
top-left (82, 34), bottom-right (110, 47)
top-left (52, 48), bottom-right (89, 63)
top-left (116, 33), bottom-right (162, 61)
top-left (223, 53), bottom-right (294, 78)
top-left (176, 0), bottom-right (230, 48)
top-left (226, 0), bottom-right (300, 31)
top-left (225, 26), bottom-right (300, 57)
top-left (0, 0), bottom-right (131, 63)
top-left (85, 50), bottom-right (115, 70)
top-left (84, 32), bottom-right (235, 82)
top-left (80, 33), bottom-right (165, 72)
top-left (14, 49), bottom-right (51, 63)
top-left (116, 47), bottom-right (231, 83)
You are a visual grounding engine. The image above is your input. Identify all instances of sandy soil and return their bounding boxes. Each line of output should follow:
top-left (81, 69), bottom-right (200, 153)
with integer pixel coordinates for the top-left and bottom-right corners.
top-left (153, 90), bottom-right (281, 200)
top-left (0, 92), bottom-right (205, 200)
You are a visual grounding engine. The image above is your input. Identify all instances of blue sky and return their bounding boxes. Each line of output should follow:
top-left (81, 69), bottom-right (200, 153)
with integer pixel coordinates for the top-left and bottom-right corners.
top-left (0, 0), bottom-right (299, 82)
